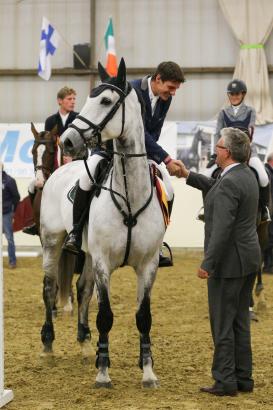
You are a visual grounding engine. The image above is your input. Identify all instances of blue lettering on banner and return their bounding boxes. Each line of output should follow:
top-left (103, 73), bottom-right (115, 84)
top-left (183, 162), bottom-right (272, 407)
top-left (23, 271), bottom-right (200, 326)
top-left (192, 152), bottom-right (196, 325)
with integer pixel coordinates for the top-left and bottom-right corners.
top-left (0, 131), bottom-right (19, 162)
top-left (20, 140), bottom-right (34, 163)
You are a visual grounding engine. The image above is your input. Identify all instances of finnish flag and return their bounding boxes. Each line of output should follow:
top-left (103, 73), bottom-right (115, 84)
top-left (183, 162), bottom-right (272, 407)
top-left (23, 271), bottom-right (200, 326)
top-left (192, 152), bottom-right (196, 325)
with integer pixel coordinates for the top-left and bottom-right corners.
top-left (38, 17), bottom-right (60, 81)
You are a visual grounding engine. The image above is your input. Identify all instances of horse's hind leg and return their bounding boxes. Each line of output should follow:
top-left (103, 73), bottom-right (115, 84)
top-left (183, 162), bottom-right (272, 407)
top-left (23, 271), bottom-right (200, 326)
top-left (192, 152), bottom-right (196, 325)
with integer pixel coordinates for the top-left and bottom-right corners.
top-left (94, 264), bottom-right (113, 388)
top-left (76, 253), bottom-right (95, 359)
top-left (135, 263), bottom-right (159, 388)
top-left (41, 233), bottom-right (65, 354)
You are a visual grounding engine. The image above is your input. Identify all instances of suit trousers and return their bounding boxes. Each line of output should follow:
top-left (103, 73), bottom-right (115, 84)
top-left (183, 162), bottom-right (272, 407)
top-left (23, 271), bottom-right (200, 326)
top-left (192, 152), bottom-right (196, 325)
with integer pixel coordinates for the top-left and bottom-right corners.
top-left (207, 272), bottom-right (256, 391)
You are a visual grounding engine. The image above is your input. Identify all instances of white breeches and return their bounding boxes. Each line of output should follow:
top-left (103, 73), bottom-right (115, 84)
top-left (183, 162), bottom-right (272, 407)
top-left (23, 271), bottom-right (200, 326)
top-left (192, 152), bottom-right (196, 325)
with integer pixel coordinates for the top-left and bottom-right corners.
top-left (78, 155), bottom-right (174, 201)
top-left (249, 157), bottom-right (269, 187)
top-left (79, 154), bottom-right (105, 191)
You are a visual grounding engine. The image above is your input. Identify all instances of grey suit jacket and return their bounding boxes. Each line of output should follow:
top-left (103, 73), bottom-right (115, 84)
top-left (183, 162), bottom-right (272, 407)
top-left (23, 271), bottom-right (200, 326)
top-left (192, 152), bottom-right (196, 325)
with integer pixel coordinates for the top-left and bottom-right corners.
top-left (187, 164), bottom-right (261, 278)
top-left (215, 103), bottom-right (256, 141)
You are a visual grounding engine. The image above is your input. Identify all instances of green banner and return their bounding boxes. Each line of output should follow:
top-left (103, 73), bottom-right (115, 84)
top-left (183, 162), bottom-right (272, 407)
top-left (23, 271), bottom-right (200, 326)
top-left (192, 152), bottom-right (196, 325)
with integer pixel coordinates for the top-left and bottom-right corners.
top-left (240, 44), bottom-right (264, 49)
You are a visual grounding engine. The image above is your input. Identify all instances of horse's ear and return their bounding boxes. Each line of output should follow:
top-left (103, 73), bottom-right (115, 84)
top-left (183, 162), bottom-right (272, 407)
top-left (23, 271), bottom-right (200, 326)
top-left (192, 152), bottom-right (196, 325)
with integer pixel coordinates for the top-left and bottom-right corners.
top-left (31, 122), bottom-right (39, 139)
top-left (116, 57), bottom-right (126, 88)
top-left (98, 61), bottom-right (110, 82)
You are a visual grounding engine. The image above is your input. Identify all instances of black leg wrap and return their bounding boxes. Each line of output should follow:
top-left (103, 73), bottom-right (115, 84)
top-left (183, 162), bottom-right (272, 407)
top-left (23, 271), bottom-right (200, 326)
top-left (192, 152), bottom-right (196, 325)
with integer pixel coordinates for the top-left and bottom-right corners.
top-left (41, 322), bottom-right (55, 346)
top-left (77, 323), bottom-right (91, 343)
top-left (96, 290), bottom-right (114, 335)
top-left (95, 335), bottom-right (111, 369)
top-left (138, 334), bottom-right (153, 370)
top-left (135, 294), bottom-right (152, 335)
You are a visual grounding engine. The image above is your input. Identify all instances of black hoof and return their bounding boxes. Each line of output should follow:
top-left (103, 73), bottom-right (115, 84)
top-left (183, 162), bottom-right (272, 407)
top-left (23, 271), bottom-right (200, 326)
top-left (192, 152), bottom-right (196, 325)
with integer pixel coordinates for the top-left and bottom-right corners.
top-left (94, 381), bottom-right (112, 389)
top-left (142, 379), bottom-right (159, 388)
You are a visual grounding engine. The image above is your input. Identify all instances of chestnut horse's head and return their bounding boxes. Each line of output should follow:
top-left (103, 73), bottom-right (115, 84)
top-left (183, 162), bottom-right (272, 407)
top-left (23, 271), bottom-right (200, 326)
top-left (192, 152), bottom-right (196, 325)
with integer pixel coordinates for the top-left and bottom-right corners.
top-left (31, 122), bottom-right (58, 188)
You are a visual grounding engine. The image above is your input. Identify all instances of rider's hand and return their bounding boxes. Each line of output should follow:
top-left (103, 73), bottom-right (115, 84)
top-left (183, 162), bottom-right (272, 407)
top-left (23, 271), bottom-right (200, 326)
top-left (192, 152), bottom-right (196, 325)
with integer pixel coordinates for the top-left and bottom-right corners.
top-left (166, 159), bottom-right (189, 178)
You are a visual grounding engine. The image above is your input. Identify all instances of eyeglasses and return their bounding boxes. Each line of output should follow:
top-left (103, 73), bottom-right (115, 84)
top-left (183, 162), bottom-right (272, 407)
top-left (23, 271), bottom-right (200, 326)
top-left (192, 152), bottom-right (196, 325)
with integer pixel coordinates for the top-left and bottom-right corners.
top-left (216, 144), bottom-right (228, 150)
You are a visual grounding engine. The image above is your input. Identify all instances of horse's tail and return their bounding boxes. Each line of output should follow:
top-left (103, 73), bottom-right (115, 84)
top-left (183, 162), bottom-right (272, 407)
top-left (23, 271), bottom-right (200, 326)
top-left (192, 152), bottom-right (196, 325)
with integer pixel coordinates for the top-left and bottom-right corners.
top-left (57, 251), bottom-right (76, 306)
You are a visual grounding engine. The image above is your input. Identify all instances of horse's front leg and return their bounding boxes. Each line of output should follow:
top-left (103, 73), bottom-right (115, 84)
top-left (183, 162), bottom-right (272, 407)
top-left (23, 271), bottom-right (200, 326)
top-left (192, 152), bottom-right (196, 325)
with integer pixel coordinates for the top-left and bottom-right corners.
top-left (77, 253), bottom-right (95, 359)
top-left (40, 234), bottom-right (64, 354)
top-left (136, 262), bottom-right (158, 388)
top-left (94, 263), bottom-right (113, 388)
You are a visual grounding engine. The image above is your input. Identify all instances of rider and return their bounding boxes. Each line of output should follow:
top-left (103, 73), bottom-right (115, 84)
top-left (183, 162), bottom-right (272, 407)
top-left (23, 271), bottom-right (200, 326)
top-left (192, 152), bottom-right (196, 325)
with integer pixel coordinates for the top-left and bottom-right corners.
top-left (62, 61), bottom-right (186, 257)
top-left (23, 86), bottom-right (78, 235)
top-left (204, 79), bottom-right (270, 223)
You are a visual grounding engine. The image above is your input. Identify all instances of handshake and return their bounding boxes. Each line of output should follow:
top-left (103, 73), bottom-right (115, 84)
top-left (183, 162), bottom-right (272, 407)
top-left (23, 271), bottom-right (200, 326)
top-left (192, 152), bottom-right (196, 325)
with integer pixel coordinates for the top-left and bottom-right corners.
top-left (165, 158), bottom-right (189, 179)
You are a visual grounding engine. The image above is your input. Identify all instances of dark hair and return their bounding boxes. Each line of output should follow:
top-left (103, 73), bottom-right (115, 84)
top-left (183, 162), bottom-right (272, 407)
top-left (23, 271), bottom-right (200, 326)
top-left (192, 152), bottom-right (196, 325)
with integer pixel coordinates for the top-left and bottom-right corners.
top-left (151, 61), bottom-right (185, 83)
top-left (221, 127), bottom-right (251, 163)
top-left (57, 86), bottom-right (76, 99)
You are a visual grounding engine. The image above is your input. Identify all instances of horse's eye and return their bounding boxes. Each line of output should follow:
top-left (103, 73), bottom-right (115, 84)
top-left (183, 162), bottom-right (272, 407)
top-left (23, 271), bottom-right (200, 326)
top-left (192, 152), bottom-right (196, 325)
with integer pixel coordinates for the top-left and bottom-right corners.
top-left (101, 97), bottom-right (112, 106)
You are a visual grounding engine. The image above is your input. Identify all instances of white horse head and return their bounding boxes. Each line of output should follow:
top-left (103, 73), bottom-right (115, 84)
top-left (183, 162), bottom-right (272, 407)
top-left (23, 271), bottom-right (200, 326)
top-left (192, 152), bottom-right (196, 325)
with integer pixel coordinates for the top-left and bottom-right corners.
top-left (60, 58), bottom-right (143, 157)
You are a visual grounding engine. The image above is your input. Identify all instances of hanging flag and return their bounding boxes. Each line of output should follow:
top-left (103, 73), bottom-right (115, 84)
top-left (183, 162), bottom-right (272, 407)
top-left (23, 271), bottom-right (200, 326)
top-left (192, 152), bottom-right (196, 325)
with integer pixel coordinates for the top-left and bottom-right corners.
top-left (38, 17), bottom-right (60, 81)
top-left (104, 17), bottom-right (118, 77)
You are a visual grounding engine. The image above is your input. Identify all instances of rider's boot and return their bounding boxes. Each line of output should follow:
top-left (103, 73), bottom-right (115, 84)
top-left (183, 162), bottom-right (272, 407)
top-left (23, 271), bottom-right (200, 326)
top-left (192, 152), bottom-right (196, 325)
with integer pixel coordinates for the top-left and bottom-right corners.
top-left (22, 191), bottom-right (39, 235)
top-left (260, 184), bottom-right (271, 223)
top-left (159, 197), bottom-right (174, 268)
top-left (62, 185), bottom-right (90, 255)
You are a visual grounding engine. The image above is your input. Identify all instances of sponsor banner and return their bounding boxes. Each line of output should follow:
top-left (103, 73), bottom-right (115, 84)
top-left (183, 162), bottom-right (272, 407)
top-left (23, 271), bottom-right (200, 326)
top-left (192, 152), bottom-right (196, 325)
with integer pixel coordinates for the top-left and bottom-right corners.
top-left (0, 123), bottom-right (44, 178)
top-left (1, 121), bottom-right (273, 178)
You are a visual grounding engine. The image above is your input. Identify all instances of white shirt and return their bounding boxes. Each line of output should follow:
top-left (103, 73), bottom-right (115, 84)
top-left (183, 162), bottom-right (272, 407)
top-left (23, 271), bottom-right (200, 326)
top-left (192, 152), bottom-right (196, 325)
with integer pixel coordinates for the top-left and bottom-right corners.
top-left (232, 103), bottom-right (241, 116)
top-left (59, 112), bottom-right (69, 126)
top-left (148, 77), bottom-right (159, 115)
top-left (220, 162), bottom-right (240, 177)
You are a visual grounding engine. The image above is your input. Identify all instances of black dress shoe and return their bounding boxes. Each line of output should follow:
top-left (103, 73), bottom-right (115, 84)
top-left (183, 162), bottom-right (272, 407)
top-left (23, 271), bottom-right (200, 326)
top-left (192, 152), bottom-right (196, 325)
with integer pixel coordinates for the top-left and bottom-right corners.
top-left (158, 254), bottom-right (173, 267)
top-left (238, 385), bottom-right (253, 393)
top-left (200, 384), bottom-right (237, 397)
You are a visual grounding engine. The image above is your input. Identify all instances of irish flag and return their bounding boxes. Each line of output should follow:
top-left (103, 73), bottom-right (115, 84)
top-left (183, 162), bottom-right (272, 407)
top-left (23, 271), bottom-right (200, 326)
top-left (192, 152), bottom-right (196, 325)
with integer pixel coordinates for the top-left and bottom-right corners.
top-left (104, 17), bottom-right (118, 77)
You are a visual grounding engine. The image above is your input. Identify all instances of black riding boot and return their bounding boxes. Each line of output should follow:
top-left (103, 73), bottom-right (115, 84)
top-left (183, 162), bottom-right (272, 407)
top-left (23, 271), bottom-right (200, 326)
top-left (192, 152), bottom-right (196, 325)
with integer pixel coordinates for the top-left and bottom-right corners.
top-left (62, 185), bottom-right (90, 255)
top-left (159, 197), bottom-right (174, 268)
top-left (22, 191), bottom-right (39, 235)
top-left (260, 184), bottom-right (271, 223)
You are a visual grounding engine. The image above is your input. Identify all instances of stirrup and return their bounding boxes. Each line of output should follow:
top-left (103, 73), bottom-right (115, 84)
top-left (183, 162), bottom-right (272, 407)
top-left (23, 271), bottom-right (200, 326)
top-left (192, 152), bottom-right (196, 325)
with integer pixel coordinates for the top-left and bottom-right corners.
top-left (62, 232), bottom-right (81, 255)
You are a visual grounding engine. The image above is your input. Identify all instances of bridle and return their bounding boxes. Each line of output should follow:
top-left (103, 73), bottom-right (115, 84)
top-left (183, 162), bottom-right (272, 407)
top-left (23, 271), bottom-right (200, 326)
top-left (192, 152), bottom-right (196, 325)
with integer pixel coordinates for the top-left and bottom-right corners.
top-left (68, 82), bottom-right (130, 149)
top-left (68, 81), bottom-right (154, 266)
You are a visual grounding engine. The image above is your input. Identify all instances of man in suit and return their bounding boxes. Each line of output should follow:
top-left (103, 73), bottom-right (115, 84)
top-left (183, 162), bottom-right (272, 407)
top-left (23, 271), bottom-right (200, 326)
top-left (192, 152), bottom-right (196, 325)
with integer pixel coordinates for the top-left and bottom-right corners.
top-left (131, 61), bottom-right (185, 266)
top-left (180, 127), bottom-right (261, 396)
top-left (23, 86), bottom-right (78, 235)
top-left (63, 62), bottom-right (186, 263)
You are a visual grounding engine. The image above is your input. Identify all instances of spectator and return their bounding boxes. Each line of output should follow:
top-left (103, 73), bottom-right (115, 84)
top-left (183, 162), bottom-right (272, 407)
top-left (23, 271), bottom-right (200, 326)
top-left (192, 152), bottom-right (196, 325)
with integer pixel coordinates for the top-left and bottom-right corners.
top-left (263, 153), bottom-right (273, 273)
top-left (2, 163), bottom-right (20, 269)
top-left (23, 86), bottom-right (78, 235)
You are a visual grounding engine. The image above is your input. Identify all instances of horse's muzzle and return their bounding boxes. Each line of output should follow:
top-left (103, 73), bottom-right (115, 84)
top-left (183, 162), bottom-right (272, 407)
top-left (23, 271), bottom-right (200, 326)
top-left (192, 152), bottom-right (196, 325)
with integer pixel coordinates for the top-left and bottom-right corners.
top-left (60, 128), bottom-right (86, 157)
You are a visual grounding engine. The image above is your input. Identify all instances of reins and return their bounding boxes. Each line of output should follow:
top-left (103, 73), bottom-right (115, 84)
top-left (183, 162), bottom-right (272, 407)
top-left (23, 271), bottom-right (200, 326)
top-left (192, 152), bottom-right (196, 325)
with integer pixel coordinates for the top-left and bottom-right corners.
top-left (73, 81), bottom-right (154, 266)
top-left (83, 151), bottom-right (154, 267)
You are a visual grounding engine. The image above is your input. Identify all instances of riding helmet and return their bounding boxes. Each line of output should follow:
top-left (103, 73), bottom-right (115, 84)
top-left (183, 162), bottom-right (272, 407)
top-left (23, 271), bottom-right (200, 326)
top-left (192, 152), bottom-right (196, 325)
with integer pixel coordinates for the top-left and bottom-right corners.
top-left (227, 79), bottom-right (247, 94)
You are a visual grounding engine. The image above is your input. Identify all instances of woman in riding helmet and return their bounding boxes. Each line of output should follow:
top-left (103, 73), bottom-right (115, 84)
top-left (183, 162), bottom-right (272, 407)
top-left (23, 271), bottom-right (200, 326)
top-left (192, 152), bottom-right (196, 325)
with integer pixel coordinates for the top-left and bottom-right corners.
top-left (206, 79), bottom-right (270, 222)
